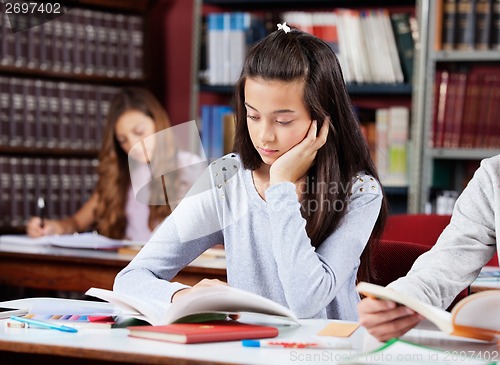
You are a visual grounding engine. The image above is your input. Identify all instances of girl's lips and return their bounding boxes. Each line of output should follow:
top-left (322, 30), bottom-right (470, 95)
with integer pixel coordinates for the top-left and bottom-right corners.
top-left (259, 147), bottom-right (278, 156)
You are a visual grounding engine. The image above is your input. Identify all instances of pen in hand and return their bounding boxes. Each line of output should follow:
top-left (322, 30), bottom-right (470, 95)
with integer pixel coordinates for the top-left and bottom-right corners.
top-left (37, 197), bottom-right (45, 229)
top-left (10, 316), bottom-right (78, 333)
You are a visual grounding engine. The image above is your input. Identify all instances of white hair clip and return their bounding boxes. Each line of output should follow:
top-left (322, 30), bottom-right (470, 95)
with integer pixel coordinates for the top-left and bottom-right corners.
top-left (277, 22), bottom-right (291, 34)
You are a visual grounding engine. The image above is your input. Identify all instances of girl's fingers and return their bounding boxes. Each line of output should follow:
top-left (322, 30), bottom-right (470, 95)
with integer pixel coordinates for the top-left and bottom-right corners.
top-left (314, 117), bottom-right (329, 148)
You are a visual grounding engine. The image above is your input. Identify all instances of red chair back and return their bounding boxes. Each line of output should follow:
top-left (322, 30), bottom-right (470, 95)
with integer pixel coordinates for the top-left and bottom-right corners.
top-left (382, 214), bottom-right (498, 266)
top-left (370, 239), bottom-right (469, 311)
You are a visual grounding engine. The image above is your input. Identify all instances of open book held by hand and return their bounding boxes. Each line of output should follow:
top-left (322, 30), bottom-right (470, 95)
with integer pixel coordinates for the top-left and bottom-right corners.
top-left (85, 285), bottom-right (299, 326)
top-left (356, 282), bottom-right (500, 342)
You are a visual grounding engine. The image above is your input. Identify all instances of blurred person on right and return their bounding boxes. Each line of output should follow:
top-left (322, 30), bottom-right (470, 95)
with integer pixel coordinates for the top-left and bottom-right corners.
top-left (358, 154), bottom-right (500, 342)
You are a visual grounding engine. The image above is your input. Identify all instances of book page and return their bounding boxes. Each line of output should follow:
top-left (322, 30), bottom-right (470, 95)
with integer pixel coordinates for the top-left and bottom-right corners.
top-left (0, 233), bottom-right (142, 249)
top-left (0, 235), bottom-right (50, 245)
top-left (452, 290), bottom-right (500, 331)
top-left (0, 297), bottom-right (116, 316)
top-left (162, 285), bottom-right (299, 325)
top-left (85, 288), bottom-right (168, 325)
top-left (356, 282), bottom-right (453, 334)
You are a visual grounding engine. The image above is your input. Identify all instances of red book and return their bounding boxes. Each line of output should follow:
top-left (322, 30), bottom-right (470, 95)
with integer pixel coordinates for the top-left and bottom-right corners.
top-left (127, 320), bottom-right (279, 344)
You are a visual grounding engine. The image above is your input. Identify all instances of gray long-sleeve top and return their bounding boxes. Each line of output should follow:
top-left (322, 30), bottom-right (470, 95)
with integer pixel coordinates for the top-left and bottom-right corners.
top-left (390, 154), bottom-right (500, 309)
top-left (114, 154), bottom-right (383, 321)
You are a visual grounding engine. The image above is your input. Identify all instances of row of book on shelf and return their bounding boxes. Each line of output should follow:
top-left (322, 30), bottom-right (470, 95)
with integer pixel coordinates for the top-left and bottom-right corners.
top-left (430, 64), bottom-right (500, 149)
top-left (200, 104), bottom-right (236, 162)
top-left (0, 76), bottom-right (118, 150)
top-left (0, 7), bottom-right (144, 78)
top-left (360, 106), bottom-right (410, 187)
top-left (0, 156), bottom-right (97, 228)
top-left (437, 0), bottom-right (500, 51)
top-left (282, 10), bottom-right (415, 85)
top-left (202, 9), bottom-right (416, 86)
top-left (200, 103), bottom-right (411, 187)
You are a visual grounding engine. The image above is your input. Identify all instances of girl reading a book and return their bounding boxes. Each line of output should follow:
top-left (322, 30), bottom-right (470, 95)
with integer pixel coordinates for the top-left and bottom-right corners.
top-left (357, 155), bottom-right (500, 341)
top-left (114, 25), bottom-right (387, 320)
top-left (26, 87), bottom-right (202, 241)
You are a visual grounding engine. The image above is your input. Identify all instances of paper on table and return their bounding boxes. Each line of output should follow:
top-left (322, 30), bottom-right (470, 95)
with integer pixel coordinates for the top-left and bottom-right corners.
top-left (0, 297), bottom-right (123, 316)
top-left (341, 338), bottom-right (495, 364)
top-left (0, 233), bottom-right (144, 250)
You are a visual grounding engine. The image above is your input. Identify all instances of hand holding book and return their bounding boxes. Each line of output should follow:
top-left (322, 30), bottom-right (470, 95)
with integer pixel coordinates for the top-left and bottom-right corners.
top-left (356, 282), bottom-right (500, 342)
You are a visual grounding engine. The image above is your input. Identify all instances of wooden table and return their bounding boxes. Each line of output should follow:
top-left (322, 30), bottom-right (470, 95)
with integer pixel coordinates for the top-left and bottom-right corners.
top-left (0, 242), bottom-right (227, 292)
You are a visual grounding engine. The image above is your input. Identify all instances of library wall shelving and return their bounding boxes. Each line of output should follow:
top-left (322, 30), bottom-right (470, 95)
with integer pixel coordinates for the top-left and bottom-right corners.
top-left (409, 0), bottom-right (500, 213)
top-left (0, 0), bottom-right (152, 233)
top-left (190, 0), bottom-right (417, 213)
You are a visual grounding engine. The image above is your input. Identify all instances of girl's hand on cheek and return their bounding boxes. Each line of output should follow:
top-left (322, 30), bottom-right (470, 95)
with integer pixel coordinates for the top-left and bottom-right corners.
top-left (270, 118), bottom-right (329, 185)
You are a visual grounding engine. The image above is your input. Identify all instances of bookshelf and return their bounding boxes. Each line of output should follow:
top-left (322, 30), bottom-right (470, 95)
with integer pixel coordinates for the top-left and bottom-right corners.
top-left (190, 0), bottom-right (417, 213)
top-left (409, 0), bottom-right (500, 214)
top-left (0, 0), bottom-right (152, 233)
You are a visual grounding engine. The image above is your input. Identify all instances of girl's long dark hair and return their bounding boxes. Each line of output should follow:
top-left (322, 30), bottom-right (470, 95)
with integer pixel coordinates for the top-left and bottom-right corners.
top-left (233, 29), bottom-right (388, 281)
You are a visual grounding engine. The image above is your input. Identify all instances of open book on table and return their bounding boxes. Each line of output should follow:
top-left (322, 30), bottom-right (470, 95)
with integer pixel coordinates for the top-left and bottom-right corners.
top-left (0, 232), bottom-right (144, 250)
top-left (356, 282), bottom-right (500, 342)
top-left (85, 285), bottom-right (299, 326)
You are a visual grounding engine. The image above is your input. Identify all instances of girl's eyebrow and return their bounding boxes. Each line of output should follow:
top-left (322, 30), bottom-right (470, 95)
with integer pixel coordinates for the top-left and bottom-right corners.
top-left (244, 102), bottom-right (258, 112)
top-left (244, 102), bottom-right (295, 114)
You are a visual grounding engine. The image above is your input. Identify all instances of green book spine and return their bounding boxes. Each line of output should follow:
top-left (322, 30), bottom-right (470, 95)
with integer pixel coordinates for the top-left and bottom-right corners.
top-left (390, 13), bottom-right (414, 83)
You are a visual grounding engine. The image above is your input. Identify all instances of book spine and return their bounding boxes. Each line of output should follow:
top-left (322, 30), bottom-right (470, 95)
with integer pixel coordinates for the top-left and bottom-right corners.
top-left (61, 13), bottom-right (73, 73)
top-left (115, 14), bottom-right (126, 78)
top-left (450, 70), bottom-right (467, 148)
top-left (72, 8), bottom-right (84, 74)
top-left (0, 156), bottom-right (9, 227)
top-left (22, 78), bottom-right (36, 148)
top-left (0, 76), bottom-right (9, 146)
top-left (51, 17), bottom-right (63, 72)
top-left (456, 0), bottom-right (477, 50)
top-left (492, 0), bottom-right (500, 49)
top-left (26, 13), bottom-right (36, 69)
top-left (9, 78), bottom-right (22, 147)
top-left (375, 108), bottom-right (389, 182)
top-left (58, 82), bottom-right (70, 149)
top-left (390, 13), bottom-right (414, 83)
top-left (442, 0), bottom-right (458, 50)
top-left (442, 71), bottom-right (458, 148)
top-left (34, 79), bottom-right (44, 148)
top-left (83, 10), bottom-right (94, 75)
top-left (475, 0), bottom-right (493, 49)
top-left (435, 0), bottom-right (445, 50)
top-left (0, 12), bottom-right (7, 65)
top-left (39, 18), bottom-right (48, 70)
top-left (10, 157), bottom-right (23, 227)
top-left (45, 81), bottom-right (57, 148)
top-left (460, 73), bottom-right (480, 147)
top-left (21, 157), bottom-right (34, 224)
top-left (434, 70), bottom-right (450, 148)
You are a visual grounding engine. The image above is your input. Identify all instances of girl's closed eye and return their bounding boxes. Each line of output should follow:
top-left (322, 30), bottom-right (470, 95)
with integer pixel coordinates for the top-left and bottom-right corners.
top-left (275, 120), bottom-right (292, 126)
top-left (247, 115), bottom-right (260, 121)
top-left (134, 126), bottom-right (146, 136)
